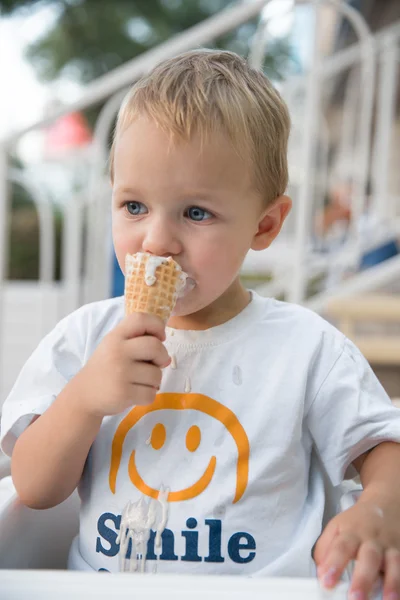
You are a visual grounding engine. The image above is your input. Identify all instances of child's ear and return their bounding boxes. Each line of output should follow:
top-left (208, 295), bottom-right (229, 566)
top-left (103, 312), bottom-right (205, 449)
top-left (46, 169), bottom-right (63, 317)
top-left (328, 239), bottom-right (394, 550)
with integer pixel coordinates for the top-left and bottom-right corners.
top-left (251, 195), bottom-right (292, 251)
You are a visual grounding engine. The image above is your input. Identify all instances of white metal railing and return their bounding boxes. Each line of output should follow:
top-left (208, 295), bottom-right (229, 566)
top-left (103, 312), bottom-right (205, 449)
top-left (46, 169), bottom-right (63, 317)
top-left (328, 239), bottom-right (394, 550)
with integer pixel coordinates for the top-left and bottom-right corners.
top-left (0, 0), bottom-right (400, 401)
top-left (249, 0), bottom-right (376, 303)
top-left (294, 1), bottom-right (375, 302)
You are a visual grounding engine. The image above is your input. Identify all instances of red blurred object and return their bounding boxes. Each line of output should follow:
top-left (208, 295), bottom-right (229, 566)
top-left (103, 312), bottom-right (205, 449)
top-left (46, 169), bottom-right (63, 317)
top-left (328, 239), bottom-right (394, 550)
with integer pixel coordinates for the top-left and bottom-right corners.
top-left (44, 112), bottom-right (92, 158)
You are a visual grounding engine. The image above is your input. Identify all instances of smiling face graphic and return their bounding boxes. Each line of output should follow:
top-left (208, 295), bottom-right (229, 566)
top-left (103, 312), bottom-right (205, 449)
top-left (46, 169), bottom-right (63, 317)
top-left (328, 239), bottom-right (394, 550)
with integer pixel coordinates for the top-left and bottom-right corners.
top-left (129, 421), bottom-right (217, 502)
top-left (109, 393), bottom-right (250, 503)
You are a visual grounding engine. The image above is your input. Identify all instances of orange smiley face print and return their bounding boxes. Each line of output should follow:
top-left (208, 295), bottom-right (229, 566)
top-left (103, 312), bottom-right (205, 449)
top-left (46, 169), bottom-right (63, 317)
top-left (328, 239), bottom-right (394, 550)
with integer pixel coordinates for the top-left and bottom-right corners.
top-left (109, 393), bottom-right (250, 503)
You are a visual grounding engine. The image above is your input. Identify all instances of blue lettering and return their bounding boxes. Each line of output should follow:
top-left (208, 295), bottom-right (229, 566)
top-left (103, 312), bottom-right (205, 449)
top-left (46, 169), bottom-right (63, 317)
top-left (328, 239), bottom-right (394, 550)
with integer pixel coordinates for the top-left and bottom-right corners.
top-left (145, 530), bottom-right (158, 560)
top-left (204, 519), bottom-right (224, 563)
top-left (159, 528), bottom-right (179, 561)
top-left (145, 528), bottom-right (178, 561)
top-left (181, 518), bottom-right (202, 562)
top-left (96, 512), bottom-right (121, 557)
top-left (95, 512), bottom-right (255, 565)
top-left (228, 532), bottom-right (256, 564)
top-left (96, 512), bottom-right (178, 561)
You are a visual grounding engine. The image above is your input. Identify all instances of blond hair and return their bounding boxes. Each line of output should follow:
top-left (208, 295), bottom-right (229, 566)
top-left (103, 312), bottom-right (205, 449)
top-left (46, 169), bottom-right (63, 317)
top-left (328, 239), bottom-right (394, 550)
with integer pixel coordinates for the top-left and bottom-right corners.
top-left (110, 49), bottom-right (290, 203)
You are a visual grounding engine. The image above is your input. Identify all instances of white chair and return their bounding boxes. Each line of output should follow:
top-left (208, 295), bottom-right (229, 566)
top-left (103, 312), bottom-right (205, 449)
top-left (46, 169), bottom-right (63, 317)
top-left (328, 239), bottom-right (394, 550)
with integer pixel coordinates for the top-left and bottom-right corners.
top-left (0, 480), bottom-right (79, 569)
top-left (0, 452), bottom-right (11, 479)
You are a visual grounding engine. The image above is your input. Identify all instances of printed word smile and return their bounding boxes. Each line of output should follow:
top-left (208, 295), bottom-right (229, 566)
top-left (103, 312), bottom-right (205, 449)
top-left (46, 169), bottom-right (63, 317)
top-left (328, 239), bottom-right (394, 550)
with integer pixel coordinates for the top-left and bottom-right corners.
top-left (96, 512), bottom-right (256, 564)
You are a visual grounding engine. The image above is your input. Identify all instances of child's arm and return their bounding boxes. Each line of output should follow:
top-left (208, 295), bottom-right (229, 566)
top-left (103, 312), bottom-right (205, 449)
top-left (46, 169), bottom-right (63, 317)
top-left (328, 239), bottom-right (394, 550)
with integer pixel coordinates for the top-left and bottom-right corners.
top-left (11, 381), bottom-right (103, 509)
top-left (314, 441), bottom-right (400, 600)
top-left (11, 312), bottom-right (170, 510)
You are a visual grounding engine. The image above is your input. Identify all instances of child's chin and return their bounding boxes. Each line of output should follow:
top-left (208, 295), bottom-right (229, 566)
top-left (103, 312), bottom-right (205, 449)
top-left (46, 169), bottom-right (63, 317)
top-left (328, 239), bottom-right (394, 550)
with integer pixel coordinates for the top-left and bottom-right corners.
top-left (171, 298), bottom-right (189, 317)
top-left (172, 284), bottom-right (197, 317)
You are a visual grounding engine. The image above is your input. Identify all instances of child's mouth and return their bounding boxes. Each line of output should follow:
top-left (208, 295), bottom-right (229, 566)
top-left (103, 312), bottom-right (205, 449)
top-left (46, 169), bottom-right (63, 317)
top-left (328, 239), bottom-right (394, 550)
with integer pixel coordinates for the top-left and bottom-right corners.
top-left (179, 277), bottom-right (196, 297)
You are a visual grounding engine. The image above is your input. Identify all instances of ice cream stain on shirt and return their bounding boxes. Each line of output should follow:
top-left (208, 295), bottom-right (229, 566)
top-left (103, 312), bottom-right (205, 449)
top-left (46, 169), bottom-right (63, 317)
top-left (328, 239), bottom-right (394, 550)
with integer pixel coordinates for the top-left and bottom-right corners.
top-left (233, 365), bottom-right (242, 386)
top-left (184, 377), bottom-right (191, 393)
top-left (117, 487), bottom-right (169, 573)
top-left (170, 354), bottom-right (177, 370)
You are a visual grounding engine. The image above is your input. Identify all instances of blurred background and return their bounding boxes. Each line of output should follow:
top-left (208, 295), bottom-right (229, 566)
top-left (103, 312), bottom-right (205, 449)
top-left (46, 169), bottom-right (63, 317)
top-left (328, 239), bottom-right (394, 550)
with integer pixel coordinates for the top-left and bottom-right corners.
top-left (0, 0), bottom-right (399, 405)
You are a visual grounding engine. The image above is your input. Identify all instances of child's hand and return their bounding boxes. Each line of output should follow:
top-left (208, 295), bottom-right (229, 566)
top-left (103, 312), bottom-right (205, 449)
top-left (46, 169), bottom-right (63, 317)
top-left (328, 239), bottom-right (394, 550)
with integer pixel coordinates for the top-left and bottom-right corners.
top-left (75, 312), bottom-right (171, 417)
top-left (314, 499), bottom-right (400, 599)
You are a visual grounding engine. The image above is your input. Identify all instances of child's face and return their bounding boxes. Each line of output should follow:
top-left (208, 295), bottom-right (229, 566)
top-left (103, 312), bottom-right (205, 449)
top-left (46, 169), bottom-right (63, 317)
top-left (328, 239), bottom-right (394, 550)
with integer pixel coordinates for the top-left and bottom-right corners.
top-left (112, 116), bottom-right (290, 328)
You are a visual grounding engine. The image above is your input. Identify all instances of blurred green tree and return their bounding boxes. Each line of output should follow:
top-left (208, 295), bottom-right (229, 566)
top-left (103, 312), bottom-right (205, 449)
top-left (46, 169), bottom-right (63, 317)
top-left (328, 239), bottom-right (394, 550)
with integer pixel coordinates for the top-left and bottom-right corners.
top-left (0, 0), bottom-right (294, 87)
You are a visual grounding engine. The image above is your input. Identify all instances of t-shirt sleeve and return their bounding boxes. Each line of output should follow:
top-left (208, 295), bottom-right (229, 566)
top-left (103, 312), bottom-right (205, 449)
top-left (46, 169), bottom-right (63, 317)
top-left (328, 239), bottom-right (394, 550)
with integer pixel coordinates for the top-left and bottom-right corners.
top-left (0, 311), bottom-right (87, 457)
top-left (307, 336), bottom-right (400, 487)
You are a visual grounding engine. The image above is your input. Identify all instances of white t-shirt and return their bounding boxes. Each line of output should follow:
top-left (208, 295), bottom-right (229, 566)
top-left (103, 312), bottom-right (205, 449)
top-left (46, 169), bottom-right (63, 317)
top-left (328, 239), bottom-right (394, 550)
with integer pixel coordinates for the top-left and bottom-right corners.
top-left (1, 291), bottom-right (400, 577)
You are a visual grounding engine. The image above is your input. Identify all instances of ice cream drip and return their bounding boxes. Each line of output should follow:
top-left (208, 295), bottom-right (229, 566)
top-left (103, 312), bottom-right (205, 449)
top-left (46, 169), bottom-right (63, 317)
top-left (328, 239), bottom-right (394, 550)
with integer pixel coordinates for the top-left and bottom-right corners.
top-left (184, 377), bottom-right (192, 393)
top-left (117, 487), bottom-right (169, 573)
top-left (126, 253), bottom-right (187, 290)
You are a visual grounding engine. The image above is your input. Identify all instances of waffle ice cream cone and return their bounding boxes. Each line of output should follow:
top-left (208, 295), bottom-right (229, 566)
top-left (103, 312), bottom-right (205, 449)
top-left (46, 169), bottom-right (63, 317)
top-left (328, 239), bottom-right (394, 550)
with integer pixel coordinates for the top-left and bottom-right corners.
top-left (125, 252), bottom-right (187, 322)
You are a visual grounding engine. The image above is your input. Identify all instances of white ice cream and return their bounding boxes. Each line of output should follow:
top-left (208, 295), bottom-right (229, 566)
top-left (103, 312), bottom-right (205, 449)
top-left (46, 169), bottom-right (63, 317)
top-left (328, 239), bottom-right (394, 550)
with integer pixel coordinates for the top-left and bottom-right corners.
top-left (117, 487), bottom-right (169, 573)
top-left (126, 252), bottom-right (189, 293)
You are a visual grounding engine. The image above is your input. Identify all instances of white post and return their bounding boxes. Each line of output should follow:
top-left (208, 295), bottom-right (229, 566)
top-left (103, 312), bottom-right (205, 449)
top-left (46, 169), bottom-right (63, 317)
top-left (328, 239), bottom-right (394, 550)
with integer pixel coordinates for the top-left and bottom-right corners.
top-left (349, 43), bottom-right (375, 249)
top-left (60, 192), bottom-right (84, 317)
top-left (0, 145), bottom-right (8, 401)
top-left (337, 70), bottom-right (359, 189)
top-left (373, 32), bottom-right (398, 222)
top-left (0, 146), bottom-right (8, 284)
top-left (329, 0), bottom-right (375, 266)
top-left (288, 1), bottom-right (321, 304)
top-left (8, 170), bottom-right (56, 337)
top-left (83, 92), bottom-right (126, 306)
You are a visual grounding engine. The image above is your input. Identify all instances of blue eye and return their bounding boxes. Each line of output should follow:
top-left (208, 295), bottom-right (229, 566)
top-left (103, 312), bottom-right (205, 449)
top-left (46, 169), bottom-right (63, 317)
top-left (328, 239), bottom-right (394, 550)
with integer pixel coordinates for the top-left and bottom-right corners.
top-left (125, 202), bottom-right (147, 216)
top-left (186, 206), bottom-right (212, 222)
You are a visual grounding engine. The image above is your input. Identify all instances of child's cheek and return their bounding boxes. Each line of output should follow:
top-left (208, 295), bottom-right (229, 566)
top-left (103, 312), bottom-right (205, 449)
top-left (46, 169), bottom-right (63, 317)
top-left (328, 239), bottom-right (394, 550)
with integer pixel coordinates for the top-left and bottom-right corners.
top-left (113, 240), bottom-right (134, 276)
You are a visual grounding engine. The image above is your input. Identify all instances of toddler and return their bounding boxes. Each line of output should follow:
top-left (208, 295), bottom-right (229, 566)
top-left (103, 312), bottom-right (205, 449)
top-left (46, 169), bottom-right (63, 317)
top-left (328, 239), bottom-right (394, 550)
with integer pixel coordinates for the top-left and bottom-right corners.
top-left (1, 50), bottom-right (400, 600)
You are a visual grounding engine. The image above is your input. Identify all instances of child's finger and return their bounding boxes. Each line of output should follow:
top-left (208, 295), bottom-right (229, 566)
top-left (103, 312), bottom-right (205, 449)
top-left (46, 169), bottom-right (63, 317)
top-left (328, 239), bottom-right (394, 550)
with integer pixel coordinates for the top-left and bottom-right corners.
top-left (318, 532), bottom-right (360, 589)
top-left (349, 541), bottom-right (383, 599)
top-left (313, 520), bottom-right (339, 565)
top-left (129, 382), bottom-right (158, 406)
top-left (127, 336), bottom-right (171, 368)
top-left (119, 312), bottom-right (166, 342)
top-left (128, 362), bottom-right (163, 390)
top-left (382, 547), bottom-right (400, 600)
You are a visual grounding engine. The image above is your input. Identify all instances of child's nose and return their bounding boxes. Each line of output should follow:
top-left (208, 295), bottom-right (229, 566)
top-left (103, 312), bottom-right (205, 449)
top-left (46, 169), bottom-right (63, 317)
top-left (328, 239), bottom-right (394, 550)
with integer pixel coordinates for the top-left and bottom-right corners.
top-left (142, 219), bottom-right (182, 257)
